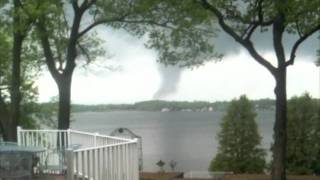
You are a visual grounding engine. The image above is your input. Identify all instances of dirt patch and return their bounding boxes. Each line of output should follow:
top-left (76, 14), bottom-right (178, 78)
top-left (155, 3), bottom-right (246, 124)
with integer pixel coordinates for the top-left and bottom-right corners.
top-left (224, 174), bottom-right (320, 180)
top-left (140, 172), bottom-right (320, 180)
top-left (141, 172), bottom-right (184, 180)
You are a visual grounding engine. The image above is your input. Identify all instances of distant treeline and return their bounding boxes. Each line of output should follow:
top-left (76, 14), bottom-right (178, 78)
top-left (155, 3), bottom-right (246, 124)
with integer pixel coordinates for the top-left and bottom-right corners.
top-left (66, 99), bottom-right (276, 112)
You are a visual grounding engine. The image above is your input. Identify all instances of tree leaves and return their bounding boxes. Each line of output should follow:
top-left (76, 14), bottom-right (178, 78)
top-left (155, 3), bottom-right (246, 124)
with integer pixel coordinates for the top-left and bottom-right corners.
top-left (287, 94), bottom-right (320, 174)
top-left (102, 0), bottom-right (221, 67)
top-left (210, 95), bottom-right (266, 173)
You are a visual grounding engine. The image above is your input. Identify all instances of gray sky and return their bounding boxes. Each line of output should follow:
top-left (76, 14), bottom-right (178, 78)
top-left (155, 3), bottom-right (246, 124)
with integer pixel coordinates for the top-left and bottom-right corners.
top-left (36, 28), bottom-right (320, 104)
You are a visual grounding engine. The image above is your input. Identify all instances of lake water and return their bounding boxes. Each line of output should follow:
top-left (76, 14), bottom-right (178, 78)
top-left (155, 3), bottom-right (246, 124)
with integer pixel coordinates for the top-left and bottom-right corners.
top-left (71, 110), bottom-right (275, 172)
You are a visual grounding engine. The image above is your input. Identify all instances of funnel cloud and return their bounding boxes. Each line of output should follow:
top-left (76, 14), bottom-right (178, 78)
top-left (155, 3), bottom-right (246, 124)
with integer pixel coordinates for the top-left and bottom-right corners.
top-left (153, 65), bottom-right (182, 99)
top-left (152, 31), bottom-right (318, 100)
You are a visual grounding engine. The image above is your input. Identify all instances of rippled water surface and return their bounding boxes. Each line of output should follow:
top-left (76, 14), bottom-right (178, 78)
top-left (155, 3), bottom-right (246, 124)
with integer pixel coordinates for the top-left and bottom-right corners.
top-left (71, 110), bottom-right (274, 172)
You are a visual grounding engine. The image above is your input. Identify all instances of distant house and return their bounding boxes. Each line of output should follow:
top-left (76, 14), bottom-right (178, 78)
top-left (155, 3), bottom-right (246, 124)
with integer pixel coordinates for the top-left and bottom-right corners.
top-left (208, 106), bottom-right (214, 112)
top-left (161, 108), bottom-right (170, 112)
top-left (181, 109), bottom-right (193, 112)
top-left (200, 107), bottom-right (207, 112)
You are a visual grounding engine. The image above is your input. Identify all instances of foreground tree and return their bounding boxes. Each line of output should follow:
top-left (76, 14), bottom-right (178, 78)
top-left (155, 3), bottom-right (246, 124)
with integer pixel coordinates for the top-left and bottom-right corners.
top-left (15, 1), bottom-right (319, 177)
top-left (0, 28), bottom-right (42, 140)
top-left (0, 29), bottom-right (11, 140)
top-left (0, 0), bottom-right (38, 141)
top-left (209, 95), bottom-right (266, 173)
top-left (33, 1), bottom-right (135, 129)
top-left (286, 93), bottom-right (320, 175)
top-left (312, 99), bottom-right (320, 175)
top-left (32, 0), bottom-right (212, 130)
top-left (129, 1), bottom-right (320, 179)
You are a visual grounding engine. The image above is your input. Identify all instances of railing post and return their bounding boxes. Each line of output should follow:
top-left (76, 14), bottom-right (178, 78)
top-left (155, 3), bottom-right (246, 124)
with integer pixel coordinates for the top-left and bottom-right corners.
top-left (133, 138), bottom-right (139, 180)
top-left (94, 132), bottom-right (99, 147)
top-left (66, 149), bottom-right (74, 180)
top-left (17, 126), bottom-right (21, 145)
top-left (67, 129), bottom-right (71, 147)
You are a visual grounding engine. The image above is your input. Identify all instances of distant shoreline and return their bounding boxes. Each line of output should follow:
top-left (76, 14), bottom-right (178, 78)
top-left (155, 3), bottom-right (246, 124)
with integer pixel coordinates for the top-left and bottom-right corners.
top-left (67, 99), bottom-right (276, 113)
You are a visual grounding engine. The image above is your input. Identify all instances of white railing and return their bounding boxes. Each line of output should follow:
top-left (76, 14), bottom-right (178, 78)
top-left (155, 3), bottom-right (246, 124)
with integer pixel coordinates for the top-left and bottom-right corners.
top-left (67, 140), bottom-right (139, 180)
top-left (17, 126), bottom-right (139, 180)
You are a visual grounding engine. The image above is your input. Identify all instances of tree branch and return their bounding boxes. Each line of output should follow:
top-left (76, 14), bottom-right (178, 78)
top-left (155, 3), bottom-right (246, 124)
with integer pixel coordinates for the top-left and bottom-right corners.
top-left (294, 20), bottom-right (302, 38)
top-left (119, 19), bottom-right (176, 29)
top-left (36, 22), bottom-right (61, 80)
top-left (77, 42), bottom-right (93, 64)
top-left (80, 0), bottom-right (97, 11)
top-left (199, 0), bottom-right (277, 76)
top-left (78, 14), bottom-right (178, 39)
top-left (286, 24), bottom-right (320, 66)
top-left (71, 0), bottom-right (79, 11)
top-left (78, 14), bottom-right (130, 38)
top-left (272, 13), bottom-right (286, 67)
top-left (65, 3), bottom-right (87, 76)
top-left (257, 0), bottom-right (263, 22)
top-left (221, 0), bottom-right (273, 27)
top-left (242, 23), bottom-right (259, 40)
top-left (232, 14), bottom-right (273, 26)
top-left (256, 0), bottom-right (274, 26)
top-left (78, 19), bottom-right (113, 38)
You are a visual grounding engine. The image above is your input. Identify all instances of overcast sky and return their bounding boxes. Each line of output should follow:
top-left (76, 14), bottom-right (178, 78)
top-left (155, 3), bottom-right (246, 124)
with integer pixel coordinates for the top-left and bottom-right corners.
top-left (36, 28), bottom-right (320, 104)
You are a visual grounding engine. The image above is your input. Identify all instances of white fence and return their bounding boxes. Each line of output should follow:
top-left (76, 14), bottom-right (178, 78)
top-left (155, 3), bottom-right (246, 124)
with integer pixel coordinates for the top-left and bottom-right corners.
top-left (17, 126), bottom-right (139, 180)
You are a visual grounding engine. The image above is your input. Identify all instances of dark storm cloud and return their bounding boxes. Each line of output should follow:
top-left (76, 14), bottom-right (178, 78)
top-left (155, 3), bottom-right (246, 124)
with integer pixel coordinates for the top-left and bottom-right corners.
top-left (213, 30), bottom-right (319, 60)
top-left (153, 31), bottom-right (319, 99)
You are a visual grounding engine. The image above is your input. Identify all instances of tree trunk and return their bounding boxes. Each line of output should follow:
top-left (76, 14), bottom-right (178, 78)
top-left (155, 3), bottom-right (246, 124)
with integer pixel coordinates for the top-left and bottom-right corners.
top-left (0, 94), bottom-right (9, 141)
top-left (37, 19), bottom-right (76, 131)
top-left (6, 0), bottom-right (26, 142)
top-left (8, 33), bottom-right (24, 141)
top-left (272, 68), bottom-right (287, 180)
top-left (56, 75), bottom-right (72, 130)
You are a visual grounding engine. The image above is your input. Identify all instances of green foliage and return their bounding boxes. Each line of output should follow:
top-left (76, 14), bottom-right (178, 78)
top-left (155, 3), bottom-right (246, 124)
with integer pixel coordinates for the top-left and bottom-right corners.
top-left (35, 96), bottom-right (59, 129)
top-left (71, 100), bottom-right (227, 112)
top-left (286, 93), bottom-right (320, 175)
top-left (209, 95), bottom-right (266, 173)
top-left (139, 2), bottom-right (318, 178)
top-left (0, 0), bottom-right (47, 136)
top-left (67, 99), bottom-right (275, 112)
top-left (106, 0), bottom-right (221, 67)
top-left (0, 30), bottom-right (11, 98)
top-left (156, 160), bottom-right (166, 172)
top-left (0, 18), bottom-right (38, 91)
top-left (72, 103), bottom-right (134, 112)
top-left (133, 0), bottom-right (320, 67)
top-left (134, 100), bottom-right (215, 111)
top-left (253, 98), bottom-right (275, 110)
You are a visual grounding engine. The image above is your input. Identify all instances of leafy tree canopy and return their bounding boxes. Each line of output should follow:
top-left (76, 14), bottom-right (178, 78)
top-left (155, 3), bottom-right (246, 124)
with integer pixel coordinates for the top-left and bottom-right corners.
top-left (209, 95), bottom-right (266, 173)
top-left (132, 2), bottom-right (319, 179)
top-left (287, 93), bottom-right (320, 175)
top-left (115, 0), bottom-right (320, 68)
top-left (0, 0), bottom-right (47, 137)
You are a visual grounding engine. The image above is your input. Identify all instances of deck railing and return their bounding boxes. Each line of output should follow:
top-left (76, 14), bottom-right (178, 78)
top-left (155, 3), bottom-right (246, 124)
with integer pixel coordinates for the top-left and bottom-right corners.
top-left (17, 126), bottom-right (139, 180)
